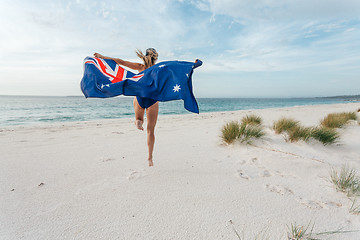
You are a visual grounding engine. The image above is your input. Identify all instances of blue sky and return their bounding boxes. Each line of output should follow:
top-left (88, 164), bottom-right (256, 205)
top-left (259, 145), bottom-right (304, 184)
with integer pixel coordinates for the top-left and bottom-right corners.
top-left (0, 0), bottom-right (359, 97)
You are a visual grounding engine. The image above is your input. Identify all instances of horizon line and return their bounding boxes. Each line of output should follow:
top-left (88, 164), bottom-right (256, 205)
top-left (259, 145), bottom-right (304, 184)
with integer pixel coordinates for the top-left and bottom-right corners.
top-left (0, 94), bottom-right (359, 99)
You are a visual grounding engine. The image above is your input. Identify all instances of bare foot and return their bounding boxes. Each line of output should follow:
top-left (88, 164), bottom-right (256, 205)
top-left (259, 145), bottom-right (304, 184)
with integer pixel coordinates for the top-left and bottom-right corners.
top-left (148, 158), bottom-right (153, 167)
top-left (135, 120), bottom-right (144, 131)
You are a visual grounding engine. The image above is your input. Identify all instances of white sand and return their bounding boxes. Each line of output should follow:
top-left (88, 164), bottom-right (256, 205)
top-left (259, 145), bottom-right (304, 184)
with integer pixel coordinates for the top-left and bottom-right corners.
top-left (1, 103), bottom-right (360, 239)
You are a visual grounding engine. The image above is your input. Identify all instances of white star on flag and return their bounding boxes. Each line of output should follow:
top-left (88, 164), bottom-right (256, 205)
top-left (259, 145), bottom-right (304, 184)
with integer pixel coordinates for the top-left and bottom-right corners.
top-left (173, 84), bottom-right (181, 92)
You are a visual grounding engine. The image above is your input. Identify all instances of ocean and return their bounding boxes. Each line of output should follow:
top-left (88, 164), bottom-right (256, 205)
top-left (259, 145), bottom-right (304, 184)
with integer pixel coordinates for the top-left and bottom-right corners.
top-left (0, 95), bottom-right (355, 126)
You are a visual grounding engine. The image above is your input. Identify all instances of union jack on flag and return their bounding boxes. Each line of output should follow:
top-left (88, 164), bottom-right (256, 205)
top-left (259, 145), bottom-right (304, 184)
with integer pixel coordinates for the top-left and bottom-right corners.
top-left (84, 57), bottom-right (144, 83)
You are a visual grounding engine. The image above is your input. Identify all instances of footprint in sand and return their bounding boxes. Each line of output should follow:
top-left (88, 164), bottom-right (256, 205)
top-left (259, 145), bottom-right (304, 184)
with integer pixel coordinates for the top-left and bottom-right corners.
top-left (213, 159), bottom-right (222, 163)
top-left (326, 201), bottom-right (342, 208)
top-left (237, 170), bottom-right (251, 180)
top-left (101, 157), bottom-right (115, 162)
top-left (262, 170), bottom-right (272, 177)
top-left (300, 200), bottom-right (326, 209)
top-left (238, 160), bottom-right (246, 165)
top-left (274, 170), bottom-right (300, 179)
top-left (299, 199), bottom-right (342, 209)
top-left (249, 157), bottom-right (265, 169)
top-left (127, 169), bottom-right (146, 180)
top-left (127, 171), bottom-right (140, 180)
top-left (250, 157), bottom-right (260, 165)
top-left (112, 131), bottom-right (124, 135)
top-left (275, 170), bottom-right (286, 177)
top-left (265, 184), bottom-right (294, 195)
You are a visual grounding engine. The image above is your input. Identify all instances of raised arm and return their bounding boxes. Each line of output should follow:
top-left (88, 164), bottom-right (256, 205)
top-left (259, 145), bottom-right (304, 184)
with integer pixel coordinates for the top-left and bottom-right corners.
top-left (93, 53), bottom-right (144, 72)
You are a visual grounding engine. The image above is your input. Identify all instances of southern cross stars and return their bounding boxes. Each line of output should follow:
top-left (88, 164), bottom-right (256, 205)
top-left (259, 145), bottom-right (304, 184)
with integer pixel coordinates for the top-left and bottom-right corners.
top-left (173, 84), bottom-right (181, 92)
top-left (101, 84), bottom-right (110, 89)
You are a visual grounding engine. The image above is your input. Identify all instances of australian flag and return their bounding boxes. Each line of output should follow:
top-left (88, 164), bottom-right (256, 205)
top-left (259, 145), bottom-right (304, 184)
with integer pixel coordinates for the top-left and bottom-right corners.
top-left (80, 57), bottom-right (202, 113)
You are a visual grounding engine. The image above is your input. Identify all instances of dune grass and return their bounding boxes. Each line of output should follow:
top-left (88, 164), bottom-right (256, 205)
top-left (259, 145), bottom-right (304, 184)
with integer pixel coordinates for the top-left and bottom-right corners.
top-left (273, 118), bottom-right (300, 134)
top-left (241, 114), bottom-right (262, 125)
top-left (331, 166), bottom-right (360, 215)
top-left (230, 220), bottom-right (271, 240)
top-left (320, 112), bottom-right (357, 128)
top-left (230, 220), bottom-right (353, 239)
top-left (287, 126), bottom-right (313, 143)
top-left (287, 222), bottom-right (315, 240)
top-left (221, 115), bottom-right (265, 144)
top-left (221, 121), bottom-right (242, 144)
top-left (311, 127), bottom-right (340, 145)
top-left (239, 124), bottom-right (265, 144)
top-left (331, 166), bottom-right (360, 196)
top-left (273, 117), bottom-right (340, 145)
top-left (349, 198), bottom-right (360, 215)
top-left (287, 222), bottom-right (352, 240)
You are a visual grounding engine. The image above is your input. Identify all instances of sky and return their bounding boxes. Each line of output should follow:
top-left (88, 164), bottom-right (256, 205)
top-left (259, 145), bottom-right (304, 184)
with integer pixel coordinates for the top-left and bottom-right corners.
top-left (0, 0), bottom-right (359, 98)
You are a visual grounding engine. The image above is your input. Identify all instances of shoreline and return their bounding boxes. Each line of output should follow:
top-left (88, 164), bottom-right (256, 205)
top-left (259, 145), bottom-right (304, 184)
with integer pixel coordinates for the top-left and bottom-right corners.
top-left (1, 102), bottom-right (360, 239)
top-left (1, 102), bottom-right (359, 130)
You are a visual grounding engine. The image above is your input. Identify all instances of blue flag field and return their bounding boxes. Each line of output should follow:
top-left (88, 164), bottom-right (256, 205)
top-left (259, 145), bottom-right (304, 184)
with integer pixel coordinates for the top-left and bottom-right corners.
top-left (80, 57), bottom-right (202, 113)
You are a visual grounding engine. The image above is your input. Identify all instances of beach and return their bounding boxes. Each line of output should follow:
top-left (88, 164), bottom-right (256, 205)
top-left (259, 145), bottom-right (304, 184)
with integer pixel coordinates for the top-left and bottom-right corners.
top-left (1, 102), bottom-right (360, 239)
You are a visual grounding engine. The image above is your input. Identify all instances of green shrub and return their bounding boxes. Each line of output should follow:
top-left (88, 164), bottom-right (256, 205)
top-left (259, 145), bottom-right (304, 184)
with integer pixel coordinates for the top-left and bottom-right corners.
top-left (273, 118), bottom-right (300, 134)
top-left (320, 112), bottom-right (357, 128)
top-left (288, 126), bottom-right (313, 142)
top-left (287, 222), bottom-right (315, 240)
top-left (287, 222), bottom-right (349, 240)
top-left (221, 121), bottom-right (241, 144)
top-left (221, 121), bottom-right (265, 144)
top-left (239, 124), bottom-right (265, 144)
top-left (241, 114), bottom-right (262, 126)
top-left (331, 166), bottom-right (360, 196)
top-left (311, 127), bottom-right (339, 145)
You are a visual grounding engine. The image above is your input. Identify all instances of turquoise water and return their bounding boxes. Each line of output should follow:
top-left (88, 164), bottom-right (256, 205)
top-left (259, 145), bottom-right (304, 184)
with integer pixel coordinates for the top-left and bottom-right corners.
top-left (0, 95), bottom-right (354, 126)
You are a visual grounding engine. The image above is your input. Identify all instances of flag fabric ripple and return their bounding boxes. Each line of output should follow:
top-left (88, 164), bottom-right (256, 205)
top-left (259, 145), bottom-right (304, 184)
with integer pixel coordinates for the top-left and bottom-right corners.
top-left (80, 57), bottom-right (202, 114)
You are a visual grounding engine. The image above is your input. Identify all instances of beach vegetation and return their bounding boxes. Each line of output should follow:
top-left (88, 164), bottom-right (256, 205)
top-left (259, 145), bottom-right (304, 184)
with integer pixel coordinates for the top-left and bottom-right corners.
top-left (221, 121), bottom-right (241, 144)
top-left (238, 124), bottom-right (265, 144)
top-left (273, 117), bottom-right (340, 145)
top-left (241, 114), bottom-right (262, 126)
top-left (287, 222), bottom-right (351, 240)
top-left (221, 120), bottom-right (265, 145)
top-left (311, 127), bottom-right (339, 145)
top-left (320, 112), bottom-right (357, 128)
top-left (273, 118), bottom-right (300, 134)
top-left (288, 126), bottom-right (313, 142)
top-left (331, 166), bottom-right (360, 196)
top-left (287, 222), bottom-right (315, 240)
top-left (229, 220), bottom-right (271, 240)
top-left (349, 198), bottom-right (360, 215)
top-left (231, 220), bottom-right (353, 239)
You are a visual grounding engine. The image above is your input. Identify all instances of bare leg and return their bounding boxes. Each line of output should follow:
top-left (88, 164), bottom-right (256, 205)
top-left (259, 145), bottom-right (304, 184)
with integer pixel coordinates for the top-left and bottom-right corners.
top-left (133, 97), bottom-right (145, 131)
top-left (146, 102), bottom-right (159, 166)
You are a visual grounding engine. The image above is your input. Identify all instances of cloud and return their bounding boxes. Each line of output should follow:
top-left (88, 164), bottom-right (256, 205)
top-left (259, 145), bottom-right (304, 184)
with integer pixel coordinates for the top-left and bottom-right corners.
top-left (205, 0), bottom-right (360, 21)
top-left (0, 0), bottom-right (359, 97)
top-left (185, 1), bottom-right (360, 74)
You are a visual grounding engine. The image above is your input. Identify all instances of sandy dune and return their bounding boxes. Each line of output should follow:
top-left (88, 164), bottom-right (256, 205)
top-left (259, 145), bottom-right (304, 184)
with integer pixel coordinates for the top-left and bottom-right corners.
top-left (1, 103), bottom-right (360, 239)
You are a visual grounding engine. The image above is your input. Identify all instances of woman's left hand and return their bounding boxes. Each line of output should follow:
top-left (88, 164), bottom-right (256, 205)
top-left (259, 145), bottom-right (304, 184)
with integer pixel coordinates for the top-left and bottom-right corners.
top-left (94, 53), bottom-right (103, 58)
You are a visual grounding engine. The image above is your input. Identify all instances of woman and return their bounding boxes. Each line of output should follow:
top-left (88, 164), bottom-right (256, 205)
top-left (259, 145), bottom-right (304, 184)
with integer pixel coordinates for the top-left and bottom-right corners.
top-left (93, 48), bottom-right (159, 167)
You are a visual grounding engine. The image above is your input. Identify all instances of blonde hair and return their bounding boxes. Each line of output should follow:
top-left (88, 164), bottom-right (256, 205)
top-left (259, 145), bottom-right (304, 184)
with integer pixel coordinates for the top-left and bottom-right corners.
top-left (136, 48), bottom-right (158, 69)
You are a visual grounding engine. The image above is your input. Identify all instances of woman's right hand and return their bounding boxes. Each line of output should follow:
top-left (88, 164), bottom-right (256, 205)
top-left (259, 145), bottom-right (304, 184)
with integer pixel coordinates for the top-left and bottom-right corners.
top-left (94, 52), bottom-right (103, 58)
